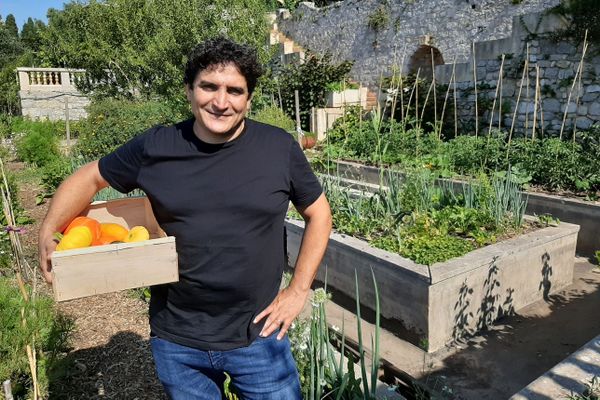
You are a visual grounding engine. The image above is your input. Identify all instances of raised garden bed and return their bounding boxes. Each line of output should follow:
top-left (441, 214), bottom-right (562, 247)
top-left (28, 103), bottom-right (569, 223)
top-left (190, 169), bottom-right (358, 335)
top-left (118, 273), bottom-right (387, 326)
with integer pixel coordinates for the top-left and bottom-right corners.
top-left (326, 160), bottom-right (599, 257)
top-left (286, 218), bottom-right (579, 353)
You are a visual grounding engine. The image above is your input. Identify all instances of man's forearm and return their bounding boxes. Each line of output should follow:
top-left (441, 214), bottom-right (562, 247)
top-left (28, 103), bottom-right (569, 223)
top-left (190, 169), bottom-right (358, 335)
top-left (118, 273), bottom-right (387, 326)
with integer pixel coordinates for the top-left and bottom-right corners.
top-left (289, 195), bottom-right (332, 293)
top-left (40, 161), bottom-right (109, 236)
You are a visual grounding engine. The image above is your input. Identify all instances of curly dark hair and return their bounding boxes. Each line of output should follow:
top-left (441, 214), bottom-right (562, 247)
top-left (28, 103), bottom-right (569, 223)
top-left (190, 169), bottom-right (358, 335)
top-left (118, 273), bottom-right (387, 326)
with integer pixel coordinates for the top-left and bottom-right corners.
top-left (184, 37), bottom-right (263, 95)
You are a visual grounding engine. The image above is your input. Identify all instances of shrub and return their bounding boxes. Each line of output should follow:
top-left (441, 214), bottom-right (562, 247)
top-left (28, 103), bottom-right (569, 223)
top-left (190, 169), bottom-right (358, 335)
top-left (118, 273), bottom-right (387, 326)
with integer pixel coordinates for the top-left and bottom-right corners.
top-left (0, 277), bottom-right (73, 399)
top-left (13, 119), bottom-right (62, 167)
top-left (40, 156), bottom-right (76, 195)
top-left (277, 52), bottom-right (353, 130)
top-left (252, 105), bottom-right (295, 132)
top-left (75, 99), bottom-right (187, 159)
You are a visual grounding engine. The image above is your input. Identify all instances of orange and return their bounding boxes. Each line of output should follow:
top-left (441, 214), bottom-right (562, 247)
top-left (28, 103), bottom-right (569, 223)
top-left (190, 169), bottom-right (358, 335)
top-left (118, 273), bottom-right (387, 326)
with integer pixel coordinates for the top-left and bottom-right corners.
top-left (99, 223), bottom-right (129, 242)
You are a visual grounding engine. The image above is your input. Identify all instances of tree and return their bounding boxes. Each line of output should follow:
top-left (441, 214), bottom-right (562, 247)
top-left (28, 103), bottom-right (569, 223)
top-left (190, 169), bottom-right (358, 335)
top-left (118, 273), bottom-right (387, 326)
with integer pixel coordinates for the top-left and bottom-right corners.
top-left (0, 24), bottom-right (23, 68)
top-left (40, 0), bottom-right (272, 101)
top-left (21, 18), bottom-right (46, 52)
top-left (276, 53), bottom-right (353, 130)
top-left (4, 14), bottom-right (18, 38)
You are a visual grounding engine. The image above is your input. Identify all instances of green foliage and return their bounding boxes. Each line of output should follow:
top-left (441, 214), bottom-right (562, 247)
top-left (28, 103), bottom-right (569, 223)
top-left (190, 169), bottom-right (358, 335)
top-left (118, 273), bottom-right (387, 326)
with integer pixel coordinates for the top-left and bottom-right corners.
top-left (0, 23), bottom-right (30, 116)
top-left (252, 105), bottom-right (295, 132)
top-left (14, 121), bottom-right (61, 167)
top-left (4, 14), bottom-right (18, 38)
top-left (566, 376), bottom-right (600, 400)
top-left (322, 117), bottom-right (600, 195)
top-left (287, 271), bottom-right (382, 399)
top-left (594, 251), bottom-right (600, 266)
top-left (324, 80), bottom-right (359, 92)
top-left (39, 155), bottom-right (75, 195)
top-left (367, 4), bottom-right (390, 32)
top-left (75, 98), bottom-right (187, 159)
top-left (0, 277), bottom-right (74, 399)
top-left (552, 0), bottom-right (600, 45)
top-left (40, 0), bottom-right (271, 101)
top-left (276, 52), bottom-right (352, 130)
top-left (20, 18), bottom-right (47, 54)
top-left (322, 168), bottom-right (527, 265)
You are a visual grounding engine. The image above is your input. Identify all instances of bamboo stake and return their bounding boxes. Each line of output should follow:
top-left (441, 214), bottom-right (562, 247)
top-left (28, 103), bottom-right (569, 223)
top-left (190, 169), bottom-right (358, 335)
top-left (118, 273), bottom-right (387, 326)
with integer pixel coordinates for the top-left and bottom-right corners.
top-left (420, 80), bottom-right (434, 123)
top-left (453, 59), bottom-right (458, 137)
top-left (525, 44), bottom-right (530, 136)
top-left (472, 41), bottom-right (479, 137)
top-left (391, 49), bottom-right (407, 128)
top-left (559, 39), bottom-right (588, 140)
top-left (0, 162), bottom-right (39, 399)
top-left (508, 54), bottom-right (529, 160)
top-left (415, 70), bottom-right (420, 130)
top-left (430, 49), bottom-right (438, 138)
top-left (537, 79), bottom-right (545, 139)
top-left (498, 57), bottom-right (503, 131)
top-left (404, 67), bottom-right (420, 121)
top-left (487, 54), bottom-right (506, 138)
top-left (572, 30), bottom-right (588, 142)
top-left (532, 65), bottom-right (540, 141)
top-left (3, 380), bottom-right (13, 400)
top-left (440, 56), bottom-right (457, 137)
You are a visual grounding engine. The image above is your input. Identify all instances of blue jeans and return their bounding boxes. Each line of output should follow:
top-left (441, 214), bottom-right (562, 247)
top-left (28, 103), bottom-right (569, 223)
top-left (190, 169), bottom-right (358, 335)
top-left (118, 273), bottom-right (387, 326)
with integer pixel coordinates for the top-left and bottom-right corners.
top-left (150, 333), bottom-right (302, 400)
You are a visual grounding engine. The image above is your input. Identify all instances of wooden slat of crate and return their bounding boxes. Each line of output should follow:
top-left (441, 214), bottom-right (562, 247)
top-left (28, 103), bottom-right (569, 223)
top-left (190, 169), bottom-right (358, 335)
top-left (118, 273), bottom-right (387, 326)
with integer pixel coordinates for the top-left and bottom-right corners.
top-left (51, 237), bottom-right (178, 302)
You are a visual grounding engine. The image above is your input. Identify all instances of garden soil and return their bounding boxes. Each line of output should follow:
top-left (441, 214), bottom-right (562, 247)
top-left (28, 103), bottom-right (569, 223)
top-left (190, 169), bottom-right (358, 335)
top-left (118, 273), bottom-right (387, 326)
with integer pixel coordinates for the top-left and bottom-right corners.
top-left (12, 159), bottom-right (600, 399)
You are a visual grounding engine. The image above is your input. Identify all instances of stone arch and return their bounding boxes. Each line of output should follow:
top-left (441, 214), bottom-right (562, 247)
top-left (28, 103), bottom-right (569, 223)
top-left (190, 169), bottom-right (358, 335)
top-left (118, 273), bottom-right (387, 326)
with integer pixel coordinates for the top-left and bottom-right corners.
top-left (407, 45), bottom-right (445, 77)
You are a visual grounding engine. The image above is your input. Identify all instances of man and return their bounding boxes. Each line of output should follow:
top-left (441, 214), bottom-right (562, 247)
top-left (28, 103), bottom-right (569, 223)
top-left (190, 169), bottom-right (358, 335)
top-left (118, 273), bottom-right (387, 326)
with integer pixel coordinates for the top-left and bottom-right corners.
top-left (38, 37), bottom-right (332, 399)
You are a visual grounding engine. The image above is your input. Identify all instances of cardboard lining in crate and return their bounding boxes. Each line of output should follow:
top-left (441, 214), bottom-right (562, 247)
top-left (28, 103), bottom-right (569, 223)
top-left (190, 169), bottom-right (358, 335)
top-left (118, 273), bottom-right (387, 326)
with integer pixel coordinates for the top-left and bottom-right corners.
top-left (50, 197), bottom-right (178, 302)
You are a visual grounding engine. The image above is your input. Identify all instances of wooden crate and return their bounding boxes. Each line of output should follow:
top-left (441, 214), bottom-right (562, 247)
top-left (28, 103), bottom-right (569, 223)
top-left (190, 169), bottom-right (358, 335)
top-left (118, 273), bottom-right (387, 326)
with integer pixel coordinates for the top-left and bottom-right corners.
top-left (50, 197), bottom-right (178, 302)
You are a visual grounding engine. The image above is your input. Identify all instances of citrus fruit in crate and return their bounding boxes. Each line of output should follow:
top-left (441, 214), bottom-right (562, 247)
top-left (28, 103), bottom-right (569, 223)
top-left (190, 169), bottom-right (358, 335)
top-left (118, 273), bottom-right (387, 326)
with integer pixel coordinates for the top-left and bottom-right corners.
top-left (124, 226), bottom-right (150, 243)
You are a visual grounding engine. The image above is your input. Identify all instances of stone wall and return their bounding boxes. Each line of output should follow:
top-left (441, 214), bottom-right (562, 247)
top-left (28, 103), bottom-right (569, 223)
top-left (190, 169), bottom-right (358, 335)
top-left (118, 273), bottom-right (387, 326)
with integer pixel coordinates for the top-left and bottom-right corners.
top-left (278, 0), bottom-right (559, 87)
top-left (17, 68), bottom-right (91, 121)
top-left (436, 12), bottom-right (600, 136)
top-left (278, 2), bottom-right (599, 137)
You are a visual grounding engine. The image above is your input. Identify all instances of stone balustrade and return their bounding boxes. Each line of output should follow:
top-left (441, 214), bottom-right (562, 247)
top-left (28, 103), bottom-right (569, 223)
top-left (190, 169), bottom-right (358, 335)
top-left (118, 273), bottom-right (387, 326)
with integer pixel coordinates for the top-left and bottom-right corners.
top-left (17, 67), bottom-right (91, 121)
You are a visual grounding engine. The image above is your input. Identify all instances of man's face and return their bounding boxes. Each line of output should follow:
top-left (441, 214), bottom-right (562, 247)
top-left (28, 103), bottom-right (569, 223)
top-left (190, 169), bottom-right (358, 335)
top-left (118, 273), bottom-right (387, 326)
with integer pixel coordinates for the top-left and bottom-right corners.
top-left (186, 63), bottom-right (251, 142)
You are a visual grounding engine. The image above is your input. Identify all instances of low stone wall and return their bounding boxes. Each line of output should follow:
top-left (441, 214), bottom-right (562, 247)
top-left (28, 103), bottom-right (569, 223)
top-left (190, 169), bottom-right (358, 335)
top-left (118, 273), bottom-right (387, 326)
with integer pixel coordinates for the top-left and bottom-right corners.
top-left (19, 90), bottom-right (90, 121)
top-left (17, 68), bottom-right (91, 121)
top-left (287, 218), bottom-right (579, 353)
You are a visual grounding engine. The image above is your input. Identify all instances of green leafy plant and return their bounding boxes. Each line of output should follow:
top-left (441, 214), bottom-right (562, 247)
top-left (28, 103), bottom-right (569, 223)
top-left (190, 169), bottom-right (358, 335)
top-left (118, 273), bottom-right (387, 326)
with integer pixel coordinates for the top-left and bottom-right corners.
top-left (276, 52), bottom-right (352, 130)
top-left (566, 375), bottom-right (600, 400)
top-left (367, 4), bottom-right (390, 32)
top-left (75, 98), bottom-right (187, 159)
top-left (551, 0), bottom-right (600, 46)
top-left (594, 250), bottom-right (599, 266)
top-left (287, 270), bottom-right (382, 399)
top-left (13, 121), bottom-right (62, 168)
top-left (0, 277), bottom-right (74, 399)
top-left (40, 0), bottom-right (272, 101)
top-left (252, 105), bottom-right (295, 132)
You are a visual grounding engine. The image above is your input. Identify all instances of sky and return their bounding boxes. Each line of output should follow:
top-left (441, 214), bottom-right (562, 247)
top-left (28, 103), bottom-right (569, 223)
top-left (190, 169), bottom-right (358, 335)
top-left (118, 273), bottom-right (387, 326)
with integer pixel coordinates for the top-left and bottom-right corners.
top-left (0, 0), bottom-right (66, 31)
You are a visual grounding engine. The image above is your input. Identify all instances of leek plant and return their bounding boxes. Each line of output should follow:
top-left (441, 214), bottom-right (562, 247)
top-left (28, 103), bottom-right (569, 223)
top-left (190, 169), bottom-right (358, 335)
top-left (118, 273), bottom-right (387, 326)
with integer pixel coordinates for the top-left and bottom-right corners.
top-left (288, 270), bottom-right (383, 399)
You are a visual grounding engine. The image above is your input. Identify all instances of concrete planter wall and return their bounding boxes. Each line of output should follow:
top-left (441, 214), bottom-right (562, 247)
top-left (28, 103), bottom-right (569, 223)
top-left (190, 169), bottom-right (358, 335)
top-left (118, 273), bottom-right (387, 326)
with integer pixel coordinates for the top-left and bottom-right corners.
top-left (327, 160), bottom-right (600, 257)
top-left (286, 219), bottom-right (579, 353)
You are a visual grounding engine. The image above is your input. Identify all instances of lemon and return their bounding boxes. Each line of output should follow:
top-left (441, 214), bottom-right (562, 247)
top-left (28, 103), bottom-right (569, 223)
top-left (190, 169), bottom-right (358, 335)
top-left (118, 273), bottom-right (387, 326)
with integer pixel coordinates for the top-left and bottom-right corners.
top-left (124, 226), bottom-right (150, 243)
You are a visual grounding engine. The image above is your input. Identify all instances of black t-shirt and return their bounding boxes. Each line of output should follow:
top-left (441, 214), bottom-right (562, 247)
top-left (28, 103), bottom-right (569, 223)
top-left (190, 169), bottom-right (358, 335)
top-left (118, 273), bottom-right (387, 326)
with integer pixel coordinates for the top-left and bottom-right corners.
top-left (98, 118), bottom-right (322, 350)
